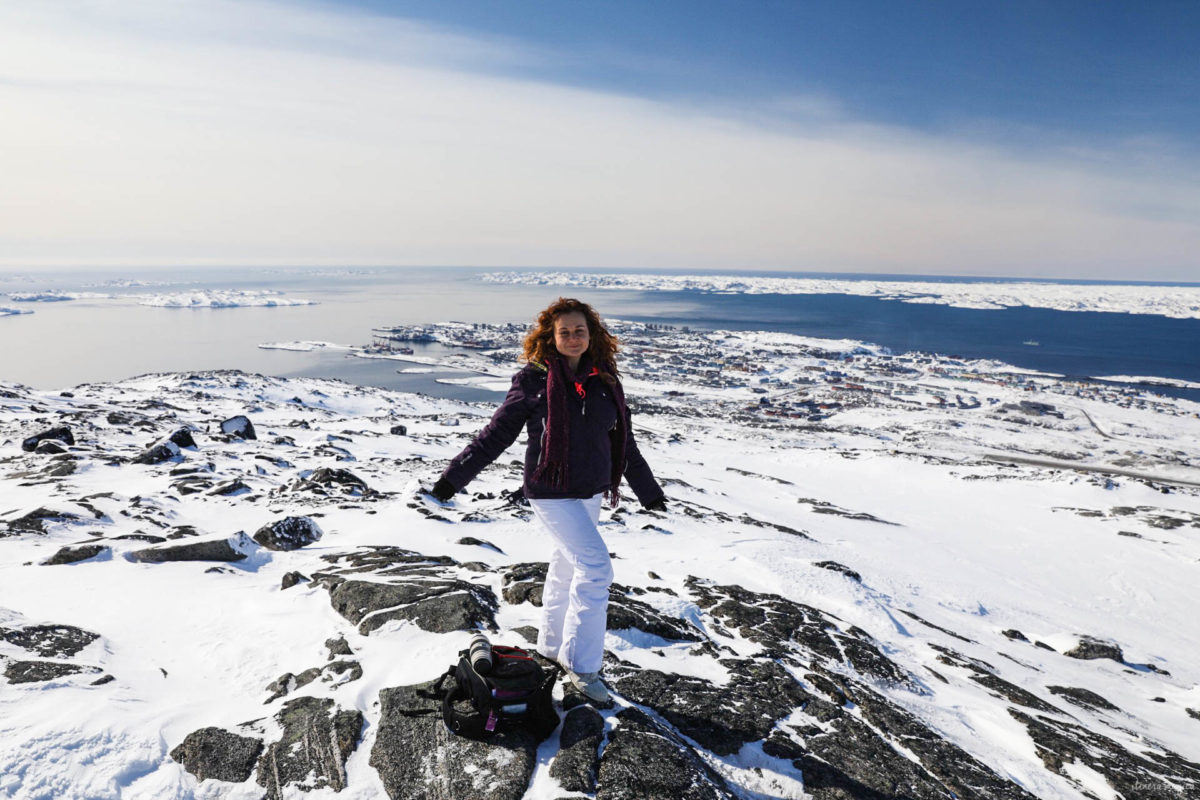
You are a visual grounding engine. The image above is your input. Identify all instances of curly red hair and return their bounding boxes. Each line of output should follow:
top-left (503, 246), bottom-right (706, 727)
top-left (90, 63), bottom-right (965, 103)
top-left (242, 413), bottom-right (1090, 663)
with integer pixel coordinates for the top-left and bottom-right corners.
top-left (522, 297), bottom-right (619, 376)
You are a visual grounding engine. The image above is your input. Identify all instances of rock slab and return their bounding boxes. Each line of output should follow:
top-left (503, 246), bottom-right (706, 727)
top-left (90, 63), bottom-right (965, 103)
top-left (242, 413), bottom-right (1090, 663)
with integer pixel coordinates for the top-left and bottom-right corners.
top-left (170, 727), bottom-right (263, 783)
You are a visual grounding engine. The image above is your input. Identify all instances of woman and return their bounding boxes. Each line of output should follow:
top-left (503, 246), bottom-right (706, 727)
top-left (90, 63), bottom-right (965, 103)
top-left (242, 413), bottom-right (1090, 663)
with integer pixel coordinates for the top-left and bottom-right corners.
top-left (431, 298), bottom-right (666, 703)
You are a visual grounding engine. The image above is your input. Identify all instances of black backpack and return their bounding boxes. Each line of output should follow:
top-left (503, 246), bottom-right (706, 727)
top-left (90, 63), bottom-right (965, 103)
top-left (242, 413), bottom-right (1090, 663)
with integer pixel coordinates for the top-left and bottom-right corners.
top-left (436, 644), bottom-right (559, 741)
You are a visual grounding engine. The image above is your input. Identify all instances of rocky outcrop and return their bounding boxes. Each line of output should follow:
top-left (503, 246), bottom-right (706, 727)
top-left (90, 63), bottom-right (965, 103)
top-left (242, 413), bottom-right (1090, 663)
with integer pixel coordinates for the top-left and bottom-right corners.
top-left (1010, 708), bottom-right (1200, 799)
top-left (253, 516), bottom-right (323, 551)
top-left (369, 682), bottom-right (539, 800)
top-left (129, 532), bottom-right (254, 563)
top-left (1, 507), bottom-right (85, 536)
top-left (1, 624), bottom-right (99, 657)
top-left (256, 697), bottom-right (361, 799)
top-left (4, 660), bottom-right (101, 684)
top-left (325, 577), bottom-right (497, 635)
top-left (595, 708), bottom-right (736, 800)
top-left (41, 543), bottom-right (110, 565)
top-left (610, 658), bottom-right (807, 756)
top-left (170, 727), bottom-right (263, 783)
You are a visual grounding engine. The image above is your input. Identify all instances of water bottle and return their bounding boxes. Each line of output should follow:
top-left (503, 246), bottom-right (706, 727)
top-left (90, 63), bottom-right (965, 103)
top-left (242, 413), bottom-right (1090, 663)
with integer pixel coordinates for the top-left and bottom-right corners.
top-left (468, 632), bottom-right (492, 674)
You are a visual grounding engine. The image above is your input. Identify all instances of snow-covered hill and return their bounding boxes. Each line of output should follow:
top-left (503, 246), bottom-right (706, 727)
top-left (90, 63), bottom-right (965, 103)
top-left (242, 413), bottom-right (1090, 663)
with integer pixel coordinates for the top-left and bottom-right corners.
top-left (2, 328), bottom-right (1199, 799)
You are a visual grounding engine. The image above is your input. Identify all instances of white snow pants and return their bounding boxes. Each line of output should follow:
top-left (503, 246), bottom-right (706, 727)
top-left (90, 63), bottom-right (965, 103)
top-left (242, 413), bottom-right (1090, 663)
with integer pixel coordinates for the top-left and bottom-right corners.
top-left (528, 493), bottom-right (611, 675)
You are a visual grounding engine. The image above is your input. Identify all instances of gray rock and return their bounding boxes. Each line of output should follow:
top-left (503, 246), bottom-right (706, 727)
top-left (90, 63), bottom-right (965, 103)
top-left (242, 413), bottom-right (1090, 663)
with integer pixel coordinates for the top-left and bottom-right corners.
top-left (0, 624), bottom-right (100, 657)
top-left (686, 577), bottom-right (914, 686)
top-left (609, 658), bottom-right (807, 756)
top-left (41, 544), bottom-right (110, 565)
top-left (325, 636), bottom-right (353, 658)
top-left (170, 727), bottom-right (263, 783)
top-left (501, 562), bottom-right (547, 606)
top-left (1010, 708), bottom-right (1200, 799)
top-left (256, 696), bottom-right (361, 799)
top-left (129, 532), bottom-right (254, 564)
top-left (167, 427), bottom-right (198, 449)
top-left (135, 440), bottom-right (181, 465)
top-left (293, 467), bottom-right (371, 496)
top-left (253, 516), bottom-right (323, 551)
top-left (208, 479), bottom-right (251, 496)
top-left (21, 425), bottom-right (74, 452)
top-left (813, 560), bottom-right (862, 581)
top-left (1, 507), bottom-right (84, 536)
top-left (390, 424), bottom-right (407, 435)
top-left (369, 682), bottom-right (538, 800)
top-left (220, 415), bottom-right (256, 440)
top-left (802, 667), bottom-right (1042, 800)
top-left (4, 660), bottom-right (100, 684)
top-left (550, 705), bottom-right (604, 793)
top-left (34, 439), bottom-right (67, 455)
top-left (607, 588), bottom-right (701, 642)
top-left (1064, 636), bottom-right (1125, 662)
top-left (1047, 685), bottom-right (1120, 712)
top-left (281, 571), bottom-right (308, 589)
top-left (326, 577), bottom-right (498, 635)
top-left (596, 708), bottom-right (735, 800)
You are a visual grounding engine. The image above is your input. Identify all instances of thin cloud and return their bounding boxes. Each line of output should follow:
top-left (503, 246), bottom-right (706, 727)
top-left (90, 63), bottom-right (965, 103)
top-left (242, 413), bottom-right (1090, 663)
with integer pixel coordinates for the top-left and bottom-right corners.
top-left (0, 0), bottom-right (1197, 280)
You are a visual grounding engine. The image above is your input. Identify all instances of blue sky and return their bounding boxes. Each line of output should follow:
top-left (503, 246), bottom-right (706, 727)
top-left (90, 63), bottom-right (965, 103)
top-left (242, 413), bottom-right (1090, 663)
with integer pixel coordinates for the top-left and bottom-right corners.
top-left (1, 0), bottom-right (1198, 279)
top-left (345, 0), bottom-right (1200, 142)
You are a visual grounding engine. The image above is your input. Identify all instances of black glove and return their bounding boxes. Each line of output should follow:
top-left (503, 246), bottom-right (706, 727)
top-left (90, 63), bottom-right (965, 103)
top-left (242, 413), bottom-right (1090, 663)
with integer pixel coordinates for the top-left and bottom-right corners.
top-left (430, 477), bottom-right (456, 502)
top-left (643, 497), bottom-right (667, 512)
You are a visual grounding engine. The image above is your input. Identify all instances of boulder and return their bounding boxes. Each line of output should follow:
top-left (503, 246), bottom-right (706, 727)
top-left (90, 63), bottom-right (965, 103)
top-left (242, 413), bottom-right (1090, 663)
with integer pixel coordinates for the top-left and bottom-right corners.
top-left (369, 682), bottom-right (538, 800)
top-left (21, 425), bottom-right (74, 452)
top-left (390, 424), bottom-right (407, 435)
top-left (220, 415), bottom-right (256, 440)
top-left (170, 727), bottom-right (263, 783)
top-left (168, 427), bottom-right (198, 449)
top-left (326, 577), bottom-right (498, 635)
top-left (253, 516), bottom-right (323, 551)
top-left (135, 440), bottom-right (181, 465)
top-left (1064, 636), bottom-right (1125, 662)
top-left (34, 439), bottom-right (67, 455)
top-left (596, 708), bottom-right (736, 800)
top-left (256, 696), bottom-right (361, 799)
top-left (281, 571), bottom-right (308, 590)
top-left (41, 544), bottom-right (110, 566)
top-left (129, 532), bottom-right (254, 564)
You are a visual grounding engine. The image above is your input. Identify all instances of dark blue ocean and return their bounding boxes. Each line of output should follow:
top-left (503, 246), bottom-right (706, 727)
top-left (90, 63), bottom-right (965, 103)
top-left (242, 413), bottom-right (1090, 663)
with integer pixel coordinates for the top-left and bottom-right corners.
top-left (2, 267), bottom-right (1198, 403)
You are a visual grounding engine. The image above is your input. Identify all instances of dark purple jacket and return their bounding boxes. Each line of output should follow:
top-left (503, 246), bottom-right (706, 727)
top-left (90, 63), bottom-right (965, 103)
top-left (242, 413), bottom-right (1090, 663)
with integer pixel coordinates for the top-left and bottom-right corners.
top-left (441, 361), bottom-right (664, 504)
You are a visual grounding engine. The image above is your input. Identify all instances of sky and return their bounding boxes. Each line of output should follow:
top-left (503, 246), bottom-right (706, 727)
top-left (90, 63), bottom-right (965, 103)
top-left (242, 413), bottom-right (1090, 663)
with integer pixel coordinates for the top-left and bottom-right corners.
top-left (1, 0), bottom-right (1198, 280)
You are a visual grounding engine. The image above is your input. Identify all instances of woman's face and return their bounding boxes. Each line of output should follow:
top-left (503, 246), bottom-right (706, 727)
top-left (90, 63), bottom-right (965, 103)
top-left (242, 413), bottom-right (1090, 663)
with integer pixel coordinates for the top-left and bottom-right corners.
top-left (553, 310), bottom-right (590, 362)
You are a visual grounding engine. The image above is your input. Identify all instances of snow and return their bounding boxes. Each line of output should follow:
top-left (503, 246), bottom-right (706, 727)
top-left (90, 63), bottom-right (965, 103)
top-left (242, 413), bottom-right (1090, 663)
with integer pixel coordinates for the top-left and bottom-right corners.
top-left (5, 292), bottom-right (74, 302)
top-left (483, 271), bottom-right (1200, 319)
top-left (139, 291), bottom-right (317, 308)
top-left (2, 324), bottom-right (1199, 799)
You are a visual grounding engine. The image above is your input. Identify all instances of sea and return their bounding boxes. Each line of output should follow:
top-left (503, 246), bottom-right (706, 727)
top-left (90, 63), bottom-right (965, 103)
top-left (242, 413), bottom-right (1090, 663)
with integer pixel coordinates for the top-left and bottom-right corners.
top-left (3, 266), bottom-right (1199, 404)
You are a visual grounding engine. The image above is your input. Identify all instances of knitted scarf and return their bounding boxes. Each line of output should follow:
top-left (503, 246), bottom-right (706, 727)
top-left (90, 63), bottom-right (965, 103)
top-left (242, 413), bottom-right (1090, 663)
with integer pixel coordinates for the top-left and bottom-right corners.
top-left (531, 355), bottom-right (628, 507)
